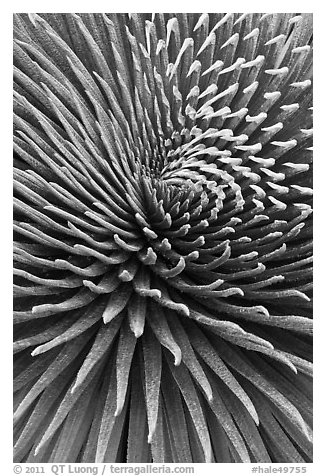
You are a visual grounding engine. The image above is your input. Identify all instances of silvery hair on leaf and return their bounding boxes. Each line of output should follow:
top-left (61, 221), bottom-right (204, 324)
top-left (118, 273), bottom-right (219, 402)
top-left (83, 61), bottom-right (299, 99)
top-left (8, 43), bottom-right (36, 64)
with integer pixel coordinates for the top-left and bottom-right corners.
top-left (14, 13), bottom-right (312, 463)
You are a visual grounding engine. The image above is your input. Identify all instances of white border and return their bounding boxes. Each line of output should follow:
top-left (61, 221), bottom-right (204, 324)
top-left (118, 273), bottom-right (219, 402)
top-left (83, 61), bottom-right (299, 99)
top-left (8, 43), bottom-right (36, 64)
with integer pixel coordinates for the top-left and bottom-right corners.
top-left (3, 3), bottom-right (325, 474)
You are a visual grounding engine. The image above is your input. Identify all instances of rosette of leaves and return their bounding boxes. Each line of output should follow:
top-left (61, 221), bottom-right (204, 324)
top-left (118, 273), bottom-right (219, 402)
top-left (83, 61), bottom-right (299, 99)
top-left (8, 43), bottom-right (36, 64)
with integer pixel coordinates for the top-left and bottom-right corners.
top-left (13, 13), bottom-right (313, 463)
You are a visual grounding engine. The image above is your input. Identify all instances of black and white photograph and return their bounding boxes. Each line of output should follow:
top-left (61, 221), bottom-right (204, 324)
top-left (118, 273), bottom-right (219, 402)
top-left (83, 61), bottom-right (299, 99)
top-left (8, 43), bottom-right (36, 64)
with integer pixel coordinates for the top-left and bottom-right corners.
top-left (11, 4), bottom-right (317, 473)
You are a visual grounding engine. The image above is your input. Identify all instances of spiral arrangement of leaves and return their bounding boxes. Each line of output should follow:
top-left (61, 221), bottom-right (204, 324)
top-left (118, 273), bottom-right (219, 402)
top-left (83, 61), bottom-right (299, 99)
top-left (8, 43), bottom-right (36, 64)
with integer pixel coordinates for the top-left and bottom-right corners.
top-left (13, 13), bottom-right (313, 463)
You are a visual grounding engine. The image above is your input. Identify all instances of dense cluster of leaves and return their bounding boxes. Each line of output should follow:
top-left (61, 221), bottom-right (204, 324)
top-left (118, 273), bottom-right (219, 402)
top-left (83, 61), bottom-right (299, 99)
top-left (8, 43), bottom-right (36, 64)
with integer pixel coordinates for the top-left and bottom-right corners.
top-left (13, 13), bottom-right (312, 463)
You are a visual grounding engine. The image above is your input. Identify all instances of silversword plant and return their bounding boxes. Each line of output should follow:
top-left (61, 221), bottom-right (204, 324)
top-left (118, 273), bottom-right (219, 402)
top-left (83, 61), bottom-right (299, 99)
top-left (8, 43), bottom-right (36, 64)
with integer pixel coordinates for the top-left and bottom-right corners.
top-left (14, 13), bottom-right (313, 463)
